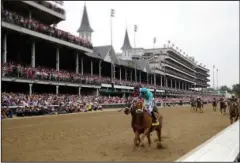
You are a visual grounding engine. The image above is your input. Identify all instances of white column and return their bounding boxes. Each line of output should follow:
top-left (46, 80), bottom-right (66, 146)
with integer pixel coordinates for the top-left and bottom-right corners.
top-left (160, 76), bottom-right (162, 86)
top-left (76, 53), bottom-right (79, 74)
top-left (154, 73), bottom-right (156, 86)
top-left (91, 60), bottom-right (93, 76)
top-left (29, 84), bottom-right (33, 96)
top-left (119, 67), bottom-right (122, 82)
top-left (56, 48), bottom-right (59, 71)
top-left (81, 58), bottom-right (84, 75)
top-left (31, 41), bottom-right (35, 68)
top-left (3, 33), bottom-right (7, 63)
top-left (78, 87), bottom-right (81, 96)
top-left (56, 85), bottom-right (59, 95)
top-left (28, 12), bottom-right (32, 28)
top-left (96, 88), bottom-right (99, 96)
top-left (99, 60), bottom-right (102, 77)
top-left (125, 68), bottom-right (127, 80)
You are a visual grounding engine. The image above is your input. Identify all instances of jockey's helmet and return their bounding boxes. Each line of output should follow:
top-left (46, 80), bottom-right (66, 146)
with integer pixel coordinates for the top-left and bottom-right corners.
top-left (133, 85), bottom-right (141, 96)
top-left (134, 85), bottom-right (142, 91)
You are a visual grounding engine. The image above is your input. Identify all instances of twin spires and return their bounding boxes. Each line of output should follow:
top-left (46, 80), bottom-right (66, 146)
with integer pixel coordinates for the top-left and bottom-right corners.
top-left (121, 29), bottom-right (132, 50)
top-left (77, 3), bottom-right (93, 42)
top-left (77, 3), bottom-right (133, 52)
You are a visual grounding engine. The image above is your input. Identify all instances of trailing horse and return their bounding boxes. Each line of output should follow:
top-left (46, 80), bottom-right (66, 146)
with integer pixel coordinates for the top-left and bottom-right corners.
top-left (212, 99), bottom-right (217, 112)
top-left (122, 100), bottom-right (163, 151)
top-left (190, 98), bottom-right (196, 111)
top-left (219, 98), bottom-right (227, 114)
top-left (228, 101), bottom-right (239, 124)
top-left (196, 98), bottom-right (203, 113)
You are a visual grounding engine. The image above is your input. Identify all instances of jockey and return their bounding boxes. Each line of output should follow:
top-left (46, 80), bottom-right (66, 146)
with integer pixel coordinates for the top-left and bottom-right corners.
top-left (133, 85), bottom-right (158, 123)
top-left (231, 94), bottom-right (237, 102)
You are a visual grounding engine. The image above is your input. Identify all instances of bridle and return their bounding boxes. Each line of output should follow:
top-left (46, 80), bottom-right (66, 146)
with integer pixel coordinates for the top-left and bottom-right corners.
top-left (135, 100), bottom-right (145, 114)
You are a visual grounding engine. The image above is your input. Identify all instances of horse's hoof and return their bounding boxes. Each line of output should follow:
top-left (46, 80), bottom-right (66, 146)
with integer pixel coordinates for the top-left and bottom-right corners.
top-left (157, 142), bottom-right (163, 149)
top-left (145, 147), bottom-right (150, 152)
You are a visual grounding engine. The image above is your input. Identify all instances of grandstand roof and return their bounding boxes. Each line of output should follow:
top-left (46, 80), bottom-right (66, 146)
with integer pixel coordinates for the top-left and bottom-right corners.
top-left (121, 29), bottom-right (132, 50)
top-left (77, 4), bottom-right (94, 33)
top-left (86, 45), bottom-right (119, 64)
top-left (135, 59), bottom-right (152, 73)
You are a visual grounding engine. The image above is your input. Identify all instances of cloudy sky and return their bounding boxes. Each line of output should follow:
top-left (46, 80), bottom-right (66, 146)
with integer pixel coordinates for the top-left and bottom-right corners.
top-left (58, 1), bottom-right (239, 88)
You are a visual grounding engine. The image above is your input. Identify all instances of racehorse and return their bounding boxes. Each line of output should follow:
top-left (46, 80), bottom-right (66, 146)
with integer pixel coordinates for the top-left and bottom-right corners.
top-left (190, 98), bottom-right (196, 111)
top-left (219, 99), bottom-right (227, 114)
top-left (123, 100), bottom-right (163, 151)
top-left (212, 99), bottom-right (217, 112)
top-left (228, 101), bottom-right (239, 124)
top-left (196, 98), bottom-right (203, 113)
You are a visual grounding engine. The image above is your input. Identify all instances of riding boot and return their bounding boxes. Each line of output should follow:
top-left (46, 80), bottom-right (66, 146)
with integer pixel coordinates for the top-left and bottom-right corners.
top-left (151, 111), bottom-right (158, 123)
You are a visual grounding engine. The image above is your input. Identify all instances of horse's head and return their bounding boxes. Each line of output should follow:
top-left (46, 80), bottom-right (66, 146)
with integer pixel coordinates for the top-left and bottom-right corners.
top-left (133, 100), bottom-right (144, 115)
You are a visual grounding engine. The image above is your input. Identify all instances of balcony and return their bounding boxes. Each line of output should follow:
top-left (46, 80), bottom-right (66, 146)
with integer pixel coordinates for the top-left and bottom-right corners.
top-left (167, 50), bottom-right (195, 69)
top-left (165, 68), bottom-right (195, 82)
top-left (3, 0), bottom-right (66, 25)
top-left (2, 10), bottom-right (93, 51)
top-left (163, 60), bottom-right (195, 76)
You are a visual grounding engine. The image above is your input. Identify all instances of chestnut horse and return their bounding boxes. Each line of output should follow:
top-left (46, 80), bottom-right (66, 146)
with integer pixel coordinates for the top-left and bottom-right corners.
top-left (123, 100), bottom-right (163, 151)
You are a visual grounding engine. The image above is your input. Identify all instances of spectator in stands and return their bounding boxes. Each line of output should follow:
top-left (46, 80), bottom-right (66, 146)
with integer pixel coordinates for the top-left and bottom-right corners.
top-left (2, 10), bottom-right (93, 49)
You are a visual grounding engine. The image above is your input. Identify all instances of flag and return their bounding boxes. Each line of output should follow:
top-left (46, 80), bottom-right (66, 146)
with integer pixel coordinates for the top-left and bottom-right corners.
top-left (153, 37), bottom-right (156, 44)
top-left (217, 68), bottom-right (218, 72)
top-left (163, 44), bottom-right (166, 47)
top-left (168, 40), bottom-right (171, 44)
top-left (213, 65), bottom-right (215, 69)
top-left (111, 9), bottom-right (115, 17)
top-left (134, 25), bottom-right (138, 32)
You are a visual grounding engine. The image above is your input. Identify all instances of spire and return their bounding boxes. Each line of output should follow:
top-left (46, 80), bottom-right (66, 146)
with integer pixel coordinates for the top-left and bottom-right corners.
top-left (121, 29), bottom-right (132, 50)
top-left (77, 4), bottom-right (93, 33)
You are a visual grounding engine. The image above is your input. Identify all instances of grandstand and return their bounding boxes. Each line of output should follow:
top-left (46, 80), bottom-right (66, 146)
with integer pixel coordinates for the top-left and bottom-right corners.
top-left (2, 0), bottom-right (211, 97)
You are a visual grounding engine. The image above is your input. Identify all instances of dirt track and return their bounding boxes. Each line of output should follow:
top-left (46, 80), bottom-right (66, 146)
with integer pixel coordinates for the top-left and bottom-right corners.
top-left (2, 105), bottom-right (230, 161)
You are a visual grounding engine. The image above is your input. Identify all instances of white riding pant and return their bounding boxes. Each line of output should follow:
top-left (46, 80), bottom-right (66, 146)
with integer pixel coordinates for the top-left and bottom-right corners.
top-left (144, 99), bottom-right (153, 115)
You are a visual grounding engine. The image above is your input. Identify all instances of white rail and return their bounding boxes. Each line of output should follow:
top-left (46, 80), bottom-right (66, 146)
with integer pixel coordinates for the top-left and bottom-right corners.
top-left (176, 120), bottom-right (239, 162)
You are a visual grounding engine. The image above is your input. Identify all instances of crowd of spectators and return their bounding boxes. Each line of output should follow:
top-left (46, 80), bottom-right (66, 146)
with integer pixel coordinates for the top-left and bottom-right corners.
top-left (2, 91), bottom-right (220, 119)
top-left (2, 9), bottom-right (93, 49)
top-left (1, 92), bottom-right (126, 119)
top-left (2, 62), bottom-right (105, 85)
top-left (3, 62), bottom-right (214, 96)
top-left (36, 1), bottom-right (65, 15)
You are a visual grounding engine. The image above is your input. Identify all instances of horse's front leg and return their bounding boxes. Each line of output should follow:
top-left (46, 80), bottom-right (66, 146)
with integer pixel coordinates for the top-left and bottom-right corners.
top-left (146, 134), bottom-right (151, 152)
top-left (140, 128), bottom-right (150, 147)
top-left (133, 131), bottom-right (140, 151)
